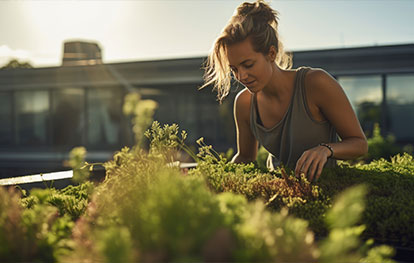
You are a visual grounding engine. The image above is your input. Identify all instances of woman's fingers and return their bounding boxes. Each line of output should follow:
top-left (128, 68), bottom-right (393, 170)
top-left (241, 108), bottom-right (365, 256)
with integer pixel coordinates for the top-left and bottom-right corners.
top-left (295, 151), bottom-right (313, 179)
top-left (308, 159), bottom-right (318, 181)
top-left (314, 159), bottom-right (326, 181)
top-left (295, 147), bottom-right (328, 182)
top-left (295, 153), bottom-right (306, 177)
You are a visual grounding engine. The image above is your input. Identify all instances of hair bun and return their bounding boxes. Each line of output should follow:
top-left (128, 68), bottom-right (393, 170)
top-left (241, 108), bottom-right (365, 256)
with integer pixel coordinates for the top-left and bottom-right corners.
top-left (236, 1), bottom-right (278, 27)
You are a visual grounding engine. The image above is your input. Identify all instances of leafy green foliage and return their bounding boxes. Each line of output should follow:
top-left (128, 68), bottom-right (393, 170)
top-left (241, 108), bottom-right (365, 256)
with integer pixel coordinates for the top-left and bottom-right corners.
top-left (23, 182), bottom-right (94, 221)
top-left (314, 154), bottom-right (414, 247)
top-left (0, 121), bottom-right (407, 262)
top-left (0, 187), bottom-right (73, 262)
top-left (123, 92), bottom-right (158, 146)
top-left (144, 121), bottom-right (196, 162)
top-left (256, 145), bottom-right (269, 170)
top-left (67, 146), bottom-right (90, 184)
top-left (320, 185), bottom-right (369, 262)
top-left (191, 133), bottom-right (414, 249)
top-left (64, 123), bottom-right (395, 262)
top-left (364, 123), bottom-right (402, 162)
top-left (96, 226), bottom-right (134, 263)
top-left (63, 124), bottom-right (323, 262)
top-left (0, 182), bottom-right (94, 262)
top-left (1, 58), bottom-right (33, 69)
top-left (320, 185), bottom-right (396, 263)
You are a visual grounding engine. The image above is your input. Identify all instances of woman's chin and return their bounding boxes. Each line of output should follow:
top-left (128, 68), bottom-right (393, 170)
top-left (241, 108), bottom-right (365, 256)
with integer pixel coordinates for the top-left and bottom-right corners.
top-left (246, 84), bottom-right (260, 93)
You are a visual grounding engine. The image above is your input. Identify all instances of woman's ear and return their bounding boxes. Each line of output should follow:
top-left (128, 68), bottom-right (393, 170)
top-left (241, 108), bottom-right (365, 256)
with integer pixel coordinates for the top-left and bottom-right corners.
top-left (267, 46), bottom-right (277, 61)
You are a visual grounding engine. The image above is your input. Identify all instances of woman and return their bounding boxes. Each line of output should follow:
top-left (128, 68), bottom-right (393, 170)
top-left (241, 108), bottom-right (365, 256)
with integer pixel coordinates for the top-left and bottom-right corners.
top-left (201, 0), bottom-right (368, 181)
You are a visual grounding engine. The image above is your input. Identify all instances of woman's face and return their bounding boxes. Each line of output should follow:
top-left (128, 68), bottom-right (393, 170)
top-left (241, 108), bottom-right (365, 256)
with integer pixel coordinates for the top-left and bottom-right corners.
top-left (225, 38), bottom-right (274, 93)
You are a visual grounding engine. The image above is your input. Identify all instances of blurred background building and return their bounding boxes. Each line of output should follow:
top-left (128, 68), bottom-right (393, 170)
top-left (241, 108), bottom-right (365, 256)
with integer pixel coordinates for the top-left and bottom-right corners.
top-left (0, 41), bottom-right (413, 177)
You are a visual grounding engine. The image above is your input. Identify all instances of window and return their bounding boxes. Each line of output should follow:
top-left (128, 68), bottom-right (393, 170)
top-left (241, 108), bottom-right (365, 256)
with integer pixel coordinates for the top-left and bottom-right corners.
top-left (52, 88), bottom-right (85, 148)
top-left (338, 75), bottom-right (382, 134)
top-left (386, 74), bottom-right (414, 141)
top-left (0, 92), bottom-right (13, 145)
top-left (143, 88), bottom-right (173, 126)
top-left (176, 91), bottom-right (198, 143)
top-left (87, 88), bottom-right (122, 147)
top-left (15, 90), bottom-right (50, 145)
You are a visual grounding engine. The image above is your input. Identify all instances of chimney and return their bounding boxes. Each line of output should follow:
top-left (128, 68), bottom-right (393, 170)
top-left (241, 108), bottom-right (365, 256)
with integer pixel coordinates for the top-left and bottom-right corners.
top-left (62, 40), bottom-right (103, 66)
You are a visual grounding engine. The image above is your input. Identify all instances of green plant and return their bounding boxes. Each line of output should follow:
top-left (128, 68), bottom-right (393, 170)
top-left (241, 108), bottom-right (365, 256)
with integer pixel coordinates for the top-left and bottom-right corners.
top-left (64, 122), bottom-right (396, 262)
top-left (0, 121), bottom-right (407, 262)
top-left (364, 123), bottom-right (402, 162)
top-left (123, 92), bottom-right (158, 146)
top-left (23, 182), bottom-right (94, 221)
top-left (320, 184), bottom-right (395, 262)
top-left (191, 135), bottom-right (414, 249)
top-left (144, 121), bottom-right (198, 163)
top-left (67, 146), bottom-right (90, 184)
top-left (0, 187), bottom-right (74, 262)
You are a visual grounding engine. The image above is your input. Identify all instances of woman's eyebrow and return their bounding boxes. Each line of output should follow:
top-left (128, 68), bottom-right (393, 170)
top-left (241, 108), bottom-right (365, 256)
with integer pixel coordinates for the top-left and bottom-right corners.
top-left (229, 59), bottom-right (253, 67)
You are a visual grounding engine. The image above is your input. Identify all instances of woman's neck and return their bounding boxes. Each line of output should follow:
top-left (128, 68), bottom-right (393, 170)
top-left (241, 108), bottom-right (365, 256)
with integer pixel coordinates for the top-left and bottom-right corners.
top-left (261, 64), bottom-right (295, 101)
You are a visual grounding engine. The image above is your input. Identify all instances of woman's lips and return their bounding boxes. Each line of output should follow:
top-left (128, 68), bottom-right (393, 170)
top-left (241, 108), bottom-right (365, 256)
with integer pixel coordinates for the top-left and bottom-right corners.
top-left (243, 80), bottom-right (256, 86)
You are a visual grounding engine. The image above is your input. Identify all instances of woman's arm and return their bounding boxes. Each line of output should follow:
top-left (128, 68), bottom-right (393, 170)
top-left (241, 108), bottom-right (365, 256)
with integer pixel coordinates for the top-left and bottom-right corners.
top-left (295, 69), bottom-right (368, 181)
top-left (231, 89), bottom-right (258, 163)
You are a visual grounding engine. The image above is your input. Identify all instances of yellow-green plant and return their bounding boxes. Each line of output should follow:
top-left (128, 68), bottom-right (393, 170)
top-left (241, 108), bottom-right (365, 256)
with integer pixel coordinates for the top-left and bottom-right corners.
top-left (123, 92), bottom-right (158, 146)
top-left (63, 122), bottom-right (396, 262)
top-left (144, 121), bottom-right (198, 163)
top-left (365, 123), bottom-right (401, 161)
top-left (320, 184), bottom-right (395, 262)
top-left (67, 146), bottom-right (90, 184)
top-left (0, 187), bottom-right (74, 262)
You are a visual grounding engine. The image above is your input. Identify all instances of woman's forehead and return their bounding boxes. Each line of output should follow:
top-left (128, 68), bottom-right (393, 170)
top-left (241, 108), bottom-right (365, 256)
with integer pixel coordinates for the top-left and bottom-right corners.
top-left (226, 38), bottom-right (261, 66)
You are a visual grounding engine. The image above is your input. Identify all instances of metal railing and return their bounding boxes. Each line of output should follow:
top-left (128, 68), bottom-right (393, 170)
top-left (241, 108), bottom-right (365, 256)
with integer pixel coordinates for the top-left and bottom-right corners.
top-left (0, 162), bottom-right (198, 187)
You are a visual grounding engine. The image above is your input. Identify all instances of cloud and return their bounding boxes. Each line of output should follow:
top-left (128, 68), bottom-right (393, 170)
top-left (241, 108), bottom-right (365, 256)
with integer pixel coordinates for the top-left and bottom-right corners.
top-left (0, 45), bottom-right (31, 66)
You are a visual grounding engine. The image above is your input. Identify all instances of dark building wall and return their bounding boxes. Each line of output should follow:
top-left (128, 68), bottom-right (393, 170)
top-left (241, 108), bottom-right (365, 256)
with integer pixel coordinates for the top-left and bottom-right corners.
top-left (0, 44), bottom-right (413, 177)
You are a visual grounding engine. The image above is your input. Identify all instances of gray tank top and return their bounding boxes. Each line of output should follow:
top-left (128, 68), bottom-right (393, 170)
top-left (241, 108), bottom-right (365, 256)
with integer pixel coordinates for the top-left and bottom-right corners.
top-left (250, 66), bottom-right (337, 170)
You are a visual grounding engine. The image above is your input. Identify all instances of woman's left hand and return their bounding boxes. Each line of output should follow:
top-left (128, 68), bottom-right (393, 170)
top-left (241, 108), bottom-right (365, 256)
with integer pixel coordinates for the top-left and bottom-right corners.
top-left (295, 145), bottom-right (332, 182)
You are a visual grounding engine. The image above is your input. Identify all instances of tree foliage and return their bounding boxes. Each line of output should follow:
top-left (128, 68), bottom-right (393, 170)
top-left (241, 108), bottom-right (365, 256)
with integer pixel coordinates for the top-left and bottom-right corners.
top-left (1, 58), bottom-right (33, 70)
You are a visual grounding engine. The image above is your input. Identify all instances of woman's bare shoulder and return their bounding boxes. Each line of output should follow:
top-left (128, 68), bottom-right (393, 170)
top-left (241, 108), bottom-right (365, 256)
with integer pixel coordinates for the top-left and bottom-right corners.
top-left (305, 68), bottom-right (345, 101)
top-left (234, 88), bottom-right (253, 108)
top-left (234, 88), bottom-right (252, 121)
top-left (306, 68), bottom-right (336, 86)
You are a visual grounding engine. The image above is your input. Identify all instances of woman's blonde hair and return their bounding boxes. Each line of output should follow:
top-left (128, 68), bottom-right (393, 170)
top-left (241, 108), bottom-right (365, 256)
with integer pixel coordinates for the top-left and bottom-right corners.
top-left (201, 0), bottom-right (292, 102)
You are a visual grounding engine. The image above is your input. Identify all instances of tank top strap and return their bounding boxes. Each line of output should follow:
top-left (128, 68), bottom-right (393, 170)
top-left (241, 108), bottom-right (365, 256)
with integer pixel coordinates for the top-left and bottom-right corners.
top-left (293, 66), bottom-right (311, 97)
top-left (292, 66), bottom-right (312, 116)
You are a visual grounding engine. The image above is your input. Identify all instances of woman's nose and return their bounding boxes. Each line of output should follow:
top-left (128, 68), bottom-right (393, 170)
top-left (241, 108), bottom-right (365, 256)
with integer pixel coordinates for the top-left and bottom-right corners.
top-left (237, 69), bottom-right (248, 82)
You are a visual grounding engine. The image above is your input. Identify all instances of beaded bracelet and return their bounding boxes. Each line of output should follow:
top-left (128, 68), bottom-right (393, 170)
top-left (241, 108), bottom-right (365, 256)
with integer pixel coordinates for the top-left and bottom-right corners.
top-left (319, 143), bottom-right (334, 159)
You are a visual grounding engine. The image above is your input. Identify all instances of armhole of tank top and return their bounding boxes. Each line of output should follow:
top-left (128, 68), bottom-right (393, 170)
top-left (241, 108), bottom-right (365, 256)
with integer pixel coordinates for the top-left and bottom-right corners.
top-left (253, 94), bottom-right (264, 126)
top-left (301, 68), bottom-right (329, 125)
top-left (249, 91), bottom-right (254, 120)
top-left (248, 91), bottom-right (256, 129)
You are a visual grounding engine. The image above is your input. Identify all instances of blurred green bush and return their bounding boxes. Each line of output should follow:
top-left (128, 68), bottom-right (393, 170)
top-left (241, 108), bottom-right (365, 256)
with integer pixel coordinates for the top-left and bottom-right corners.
top-left (2, 121), bottom-right (411, 262)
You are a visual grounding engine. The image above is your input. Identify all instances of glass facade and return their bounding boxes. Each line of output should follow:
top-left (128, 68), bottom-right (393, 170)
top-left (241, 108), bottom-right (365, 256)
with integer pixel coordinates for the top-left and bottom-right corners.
top-left (52, 88), bottom-right (85, 147)
top-left (176, 91), bottom-right (199, 144)
top-left (198, 91), bottom-right (221, 146)
top-left (149, 89), bottom-right (176, 126)
top-left (338, 75), bottom-right (383, 134)
top-left (143, 85), bottom-right (232, 150)
top-left (87, 88), bottom-right (122, 147)
top-left (0, 92), bottom-right (13, 145)
top-left (386, 74), bottom-right (414, 141)
top-left (15, 90), bottom-right (50, 145)
top-left (0, 69), bottom-right (412, 154)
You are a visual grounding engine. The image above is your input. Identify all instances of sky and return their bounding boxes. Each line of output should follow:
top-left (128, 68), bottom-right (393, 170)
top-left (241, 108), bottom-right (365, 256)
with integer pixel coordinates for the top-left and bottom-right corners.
top-left (0, 0), bottom-right (413, 68)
